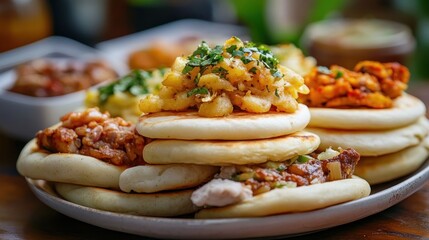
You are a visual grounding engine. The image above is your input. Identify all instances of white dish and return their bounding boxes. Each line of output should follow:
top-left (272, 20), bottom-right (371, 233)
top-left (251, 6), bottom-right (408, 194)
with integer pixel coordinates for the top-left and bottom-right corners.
top-left (0, 37), bottom-right (122, 140)
top-left (0, 36), bottom-right (100, 72)
top-left (96, 19), bottom-right (249, 74)
top-left (0, 70), bottom-right (84, 140)
top-left (26, 159), bottom-right (429, 239)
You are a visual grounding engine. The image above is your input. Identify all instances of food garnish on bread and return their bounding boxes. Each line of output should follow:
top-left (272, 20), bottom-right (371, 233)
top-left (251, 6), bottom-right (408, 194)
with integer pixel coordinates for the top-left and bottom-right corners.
top-left (139, 36), bottom-right (309, 117)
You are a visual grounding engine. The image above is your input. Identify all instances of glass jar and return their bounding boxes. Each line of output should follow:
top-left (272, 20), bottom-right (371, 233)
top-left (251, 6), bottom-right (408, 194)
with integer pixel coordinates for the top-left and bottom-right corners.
top-left (301, 19), bottom-right (415, 69)
top-left (0, 0), bottom-right (52, 52)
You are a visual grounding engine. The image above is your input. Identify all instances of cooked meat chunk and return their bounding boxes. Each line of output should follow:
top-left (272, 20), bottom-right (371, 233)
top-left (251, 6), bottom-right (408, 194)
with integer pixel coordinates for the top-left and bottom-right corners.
top-left (354, 61), bottom-right (409, 99)
top-left (36, 108), bottom-right (145, 166)
top-left (299, 61), bottom-right (409, 108)
top-left (9, 59), bottom-right (117, 97)
top-left (222, 148), bottom-right (360, 196)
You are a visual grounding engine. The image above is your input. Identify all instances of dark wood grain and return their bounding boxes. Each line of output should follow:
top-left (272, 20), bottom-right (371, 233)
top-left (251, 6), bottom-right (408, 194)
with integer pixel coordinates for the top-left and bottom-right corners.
top-left (0, 84), bottom-right (428, 239)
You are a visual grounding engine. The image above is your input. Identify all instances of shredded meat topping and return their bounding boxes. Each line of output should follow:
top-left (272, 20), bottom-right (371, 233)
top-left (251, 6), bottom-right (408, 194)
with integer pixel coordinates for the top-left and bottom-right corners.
top-left (9, 59), bottom-right (117, 97)
top-left (299, 61), bottom-right (409, 108)
top-left (224, 148), bottom-right (360, 195)
top-left (36, 108), bottom-right (145, 166)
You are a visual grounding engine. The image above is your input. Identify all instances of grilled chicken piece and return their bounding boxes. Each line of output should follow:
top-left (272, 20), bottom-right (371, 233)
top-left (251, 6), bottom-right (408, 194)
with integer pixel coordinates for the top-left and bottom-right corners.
top-left (36, 108), bottom-right (145, 166)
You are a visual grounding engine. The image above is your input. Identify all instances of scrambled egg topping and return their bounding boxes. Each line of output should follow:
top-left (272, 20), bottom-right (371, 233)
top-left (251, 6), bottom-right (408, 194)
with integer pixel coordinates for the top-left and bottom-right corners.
top-left (139, 37), bottom-right (309, 117)
top-left (299, 61), bottom-right (409, 108)
top-left (85, 69), bottom-right (165, 122)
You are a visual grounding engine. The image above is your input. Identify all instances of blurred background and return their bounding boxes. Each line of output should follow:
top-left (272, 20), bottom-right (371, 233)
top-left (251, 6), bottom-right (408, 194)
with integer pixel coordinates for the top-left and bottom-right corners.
top-left (0, 0), bottom-right (428, 80)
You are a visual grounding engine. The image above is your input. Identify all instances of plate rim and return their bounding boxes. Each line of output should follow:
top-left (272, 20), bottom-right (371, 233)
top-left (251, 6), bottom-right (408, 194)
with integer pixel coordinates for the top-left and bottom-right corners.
top-left (26, 159), bottom-right (429, 239)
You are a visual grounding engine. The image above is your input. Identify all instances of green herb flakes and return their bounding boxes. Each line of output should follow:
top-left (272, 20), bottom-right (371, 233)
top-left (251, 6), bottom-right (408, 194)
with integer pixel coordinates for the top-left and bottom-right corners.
top-left (212, 67), bottom-right (228, 79)
top-left (98, 69), bottom-right (151, 104)
top-left (297, 155), bottom-right (312, 164)
top-left (187, 87), bottom-right (209, 97)
top-left (335, 70), bottom-right (344, 79)
top-left (183, 38), bottom-right (284, 82)
top-left (182, 41), bottom-right (224, 78)
top-left (276, 165), bottom-right (286, 171)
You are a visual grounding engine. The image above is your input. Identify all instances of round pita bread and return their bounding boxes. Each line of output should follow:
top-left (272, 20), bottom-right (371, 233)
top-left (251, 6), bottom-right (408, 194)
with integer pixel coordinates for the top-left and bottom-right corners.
top-left (307, 117), bottom-right (429, 157)
top-left (17, 139), bottom-right (125, 189)
top-left (354, 138), bottom-right (429, 185)
top-left (119, 164), bottom-right (219, 193)
top-left (55, 182), bottom-right (199, 217)
top-left (137, 104), bottom-right (310, 140)
top-left (17, 139), bottom-right (218, 192)
top-left (143, 131), bottom-right (320, 166)
top-left (308, 94), bottom-right (426, 130)
top-left (195, 177), bottom-right (370, 218)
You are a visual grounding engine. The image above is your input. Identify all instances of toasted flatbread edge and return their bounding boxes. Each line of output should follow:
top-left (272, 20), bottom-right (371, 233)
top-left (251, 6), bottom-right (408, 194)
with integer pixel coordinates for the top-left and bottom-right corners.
top-left (195, 176), bottom-right (370, 218)
top-left (308, 93), bottom-right (426, 130)
top-left (55, 182), bottom-right (199, 217)
top-left (137, 103), bottom-right (310, 140)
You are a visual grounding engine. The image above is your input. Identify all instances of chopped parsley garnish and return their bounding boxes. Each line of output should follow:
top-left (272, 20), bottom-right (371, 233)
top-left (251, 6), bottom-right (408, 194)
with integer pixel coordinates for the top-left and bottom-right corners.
top-left (182, 42), bottom-right (224, 83)
top-left (335, 70), bottom-right (344, 79)
top-left (187, 87), bottom-right (209, 97)
top-left (212, 67), bottom-right (228, 79)
top-left (297, 155), bottom-right (312, 164)
top-left (228, 40), bottom-right (281, 77)
top-left (275, 89), bottom-right (280, 97)
top-left (98, 69), bottom-right (152, 104)
top-left (226, 45), bottom-right (237, 55)
top-left (271, 69), bottom-right (284, 78)
top-left (249, 67), bottom-right (258, 74)
top-left (241, 56), bottom-right (253, 64)
top-left (276, 165), bottom-right (286, 171)
top-left (182, 38), bottom-right (283, 82)
top-left (317, 66), bottom-right (331, 75)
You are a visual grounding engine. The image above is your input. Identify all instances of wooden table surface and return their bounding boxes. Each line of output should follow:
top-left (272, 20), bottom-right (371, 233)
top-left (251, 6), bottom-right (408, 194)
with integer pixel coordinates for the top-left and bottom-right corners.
top-left (0, 83), bottom-right (428, 240)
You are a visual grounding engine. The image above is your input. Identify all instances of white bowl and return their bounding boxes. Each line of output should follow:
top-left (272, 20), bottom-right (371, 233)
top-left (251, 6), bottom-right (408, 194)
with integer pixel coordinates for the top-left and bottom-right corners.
top-left (0, 69), bottom-right (92, 140)
top-left (0, 36), bottom-right (123, 141)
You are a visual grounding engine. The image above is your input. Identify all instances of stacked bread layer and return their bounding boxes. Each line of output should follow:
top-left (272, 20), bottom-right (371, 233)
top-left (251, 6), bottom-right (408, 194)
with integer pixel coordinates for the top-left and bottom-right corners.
top-left (306, 94), bottom-right (429, 185)
top-left (137, 104), bottom-right (318, 166)
top-left (17, 139), bottom-right (218, 217)
top-left (137, 104), bottom-right (372, 218)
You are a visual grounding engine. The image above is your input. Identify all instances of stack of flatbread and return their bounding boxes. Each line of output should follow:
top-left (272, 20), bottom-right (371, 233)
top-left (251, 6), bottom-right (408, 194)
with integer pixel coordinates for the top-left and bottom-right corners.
top-left (17, 36), bottom-right (372, 219)
top-left (17, 135), bottom-right (219, 217)
top-left (16, 105), bottom-right (371, 218)
top-left (136, 105), bottom-right (370, 218)
top-left (306, 93), bottom-right (429, 185)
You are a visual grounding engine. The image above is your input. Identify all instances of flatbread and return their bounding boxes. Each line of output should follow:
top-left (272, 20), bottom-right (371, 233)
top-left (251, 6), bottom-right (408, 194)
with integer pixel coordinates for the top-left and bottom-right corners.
top-left (143, 131), bottom-right (320, 166)
top-left (119, 164), bottom-right (219, 193)
top-left (195, 177), bottom-right (370, 218)
top-left (55, 183), bottom-right (198, 217)
top-left (354, 137), bottom-right (429, 185)
top-left (17, 139), bottom-right (125, 189)
top-left (306, 117), bottom-right (429, 157)
top-left (137, 104), bottom-right (310, 140)
top-left (17, 139), bottom-right (218, 192)
top-left (308, 93), bottom-right (426, 130)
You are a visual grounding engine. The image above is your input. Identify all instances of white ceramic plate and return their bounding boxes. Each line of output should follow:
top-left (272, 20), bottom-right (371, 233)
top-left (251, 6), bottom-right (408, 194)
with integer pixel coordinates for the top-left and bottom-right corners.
top-left (26, 159), bottom-right (429, 239)
top-left (96, 19), bottom-right (249, 75)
